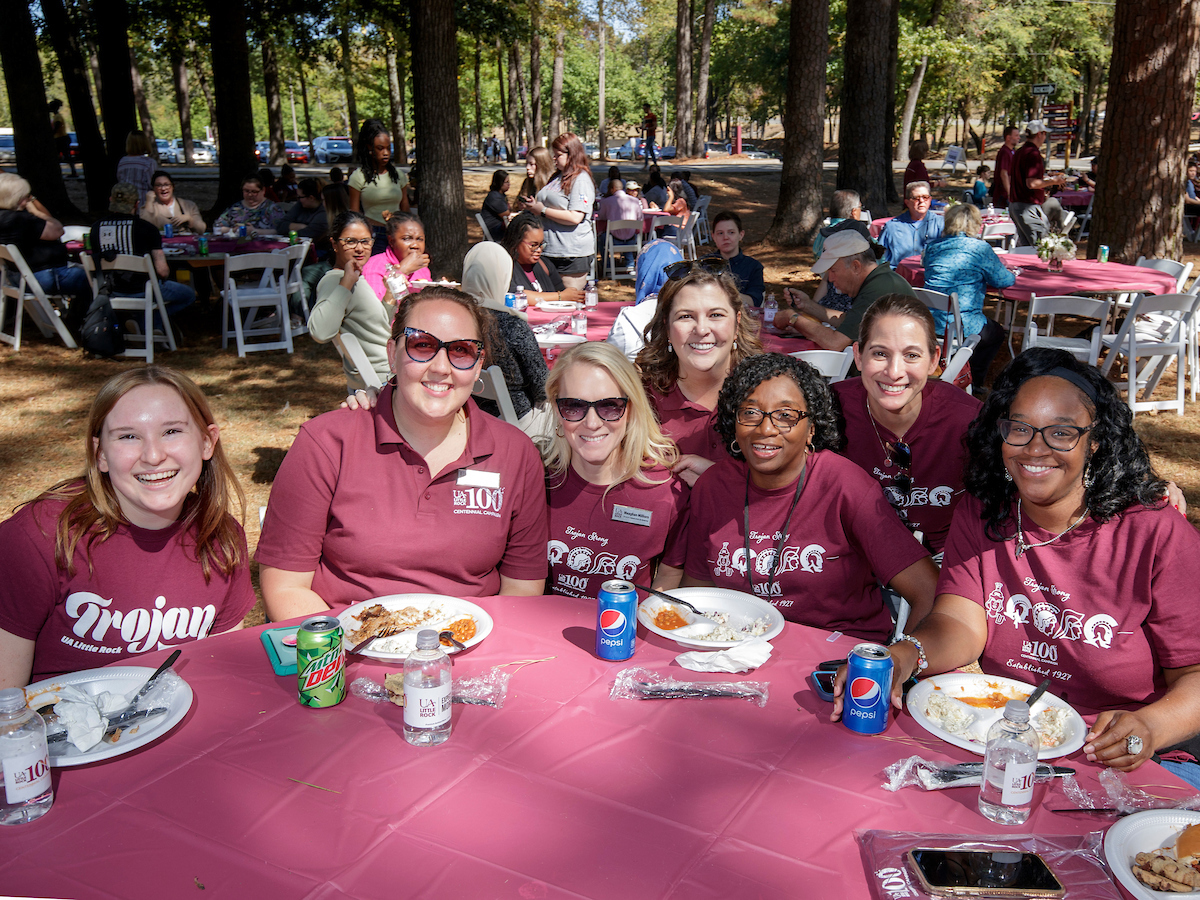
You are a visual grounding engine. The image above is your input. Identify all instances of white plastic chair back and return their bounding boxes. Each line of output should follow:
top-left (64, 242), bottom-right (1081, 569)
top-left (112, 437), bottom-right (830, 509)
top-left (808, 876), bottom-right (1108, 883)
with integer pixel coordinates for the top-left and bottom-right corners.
top-left (100, 253), bottom-right (177, 362)
top-left (475, 213), bottom-right (496, 242)
top-left (603, 220), bottom-right (643, 282)
top-left (1099, 292), bottom-right (1200, 415)
top-left (912, 288), bottom-right (967, 356)
top-left (332, 332), bottom-right (384, 392)
top-left (1134, 256), bottom-right (1193, 292)
top-left (0, 244), bottom-right (79, 350)
top-left (693, 195), bottom-right (712, 244)
top-left (788, 347), bottom-right (854, 383)
top-left (472, 364), bottom-right (520, 425)
top-left (981, 221), bottom-right (1016, 251)
top-left (281, 239), bottom-right (312, 334)
top-left (674, 214), bottom-right (700, 260)
top-left (1074, 195), bottom-right (1094, 240)
top-left (221, 251), bottom-right (293, 357)
top-left (939, 344), bottom-right (974, 390)
top-left (1023, 294), bottom-right (1112, 366)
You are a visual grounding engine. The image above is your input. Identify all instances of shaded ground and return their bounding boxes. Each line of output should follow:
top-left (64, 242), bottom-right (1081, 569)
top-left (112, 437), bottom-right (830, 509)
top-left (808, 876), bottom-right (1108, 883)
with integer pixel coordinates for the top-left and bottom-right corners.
top-left (6, 165), bottom-right (1198, 627)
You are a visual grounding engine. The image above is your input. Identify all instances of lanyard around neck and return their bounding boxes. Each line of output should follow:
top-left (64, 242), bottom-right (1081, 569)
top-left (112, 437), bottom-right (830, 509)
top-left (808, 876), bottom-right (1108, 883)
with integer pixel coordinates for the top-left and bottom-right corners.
top-left (743, 463), bottom-right (807, 598)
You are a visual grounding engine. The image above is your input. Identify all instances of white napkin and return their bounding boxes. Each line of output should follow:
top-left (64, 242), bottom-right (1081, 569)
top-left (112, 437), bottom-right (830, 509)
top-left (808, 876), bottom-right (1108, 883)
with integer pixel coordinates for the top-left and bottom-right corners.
top-left (53, 685), bottom-right (130, 752)
top-left (675, 638), bottom-right (773, 673)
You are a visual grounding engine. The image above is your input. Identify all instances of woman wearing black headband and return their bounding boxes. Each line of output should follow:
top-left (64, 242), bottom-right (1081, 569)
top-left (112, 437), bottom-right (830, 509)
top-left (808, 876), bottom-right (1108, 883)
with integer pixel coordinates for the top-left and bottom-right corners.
top-left (833, 348), bottom-right (1200, 785)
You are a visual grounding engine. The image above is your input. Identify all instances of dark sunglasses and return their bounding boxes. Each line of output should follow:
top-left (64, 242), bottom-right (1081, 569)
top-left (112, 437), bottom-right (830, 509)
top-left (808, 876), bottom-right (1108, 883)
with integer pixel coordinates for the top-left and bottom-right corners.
top-left (403, 327), bottom-right (484, 370)
top-left (555, 397), bottom-right (629, 422)
top-left (664, 256), bottom-right (731, 281)
top-left (888, 440), bottom-right (912, 472)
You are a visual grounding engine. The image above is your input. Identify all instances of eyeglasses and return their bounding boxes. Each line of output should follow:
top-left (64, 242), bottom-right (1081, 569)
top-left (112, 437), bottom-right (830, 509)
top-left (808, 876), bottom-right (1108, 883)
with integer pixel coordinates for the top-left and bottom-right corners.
top-left (338, 238), bottom-right (372, 249)
top-left (664, 256), bottom-right (731, 281)
top-left (521, 240), bottom-right (546, 251)
top-left (909, 195), bottom-right (932, 204)
top-left (735, 407), bottom-right (810, 430)
top-left (403, 327), bottom-right (484, 370)
top-left (556, 397), bottom-right (629, 422)
top-left (998, 419), bottom-right (1093, 451)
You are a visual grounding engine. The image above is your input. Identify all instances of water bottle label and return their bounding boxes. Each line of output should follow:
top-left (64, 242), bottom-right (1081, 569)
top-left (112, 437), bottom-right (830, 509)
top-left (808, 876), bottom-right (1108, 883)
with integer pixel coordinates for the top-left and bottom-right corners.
top-left (3, 749), bottom-right (51, 804)
top-left (1000, 760), bottom-right (1036, 806)
top-left (403, 684), bottom-right (451, 727)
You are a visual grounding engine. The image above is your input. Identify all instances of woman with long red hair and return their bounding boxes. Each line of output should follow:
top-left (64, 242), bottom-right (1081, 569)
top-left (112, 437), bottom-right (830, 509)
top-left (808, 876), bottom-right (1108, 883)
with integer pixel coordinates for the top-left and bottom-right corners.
top-left (522, 133), bottom-right (596, 290)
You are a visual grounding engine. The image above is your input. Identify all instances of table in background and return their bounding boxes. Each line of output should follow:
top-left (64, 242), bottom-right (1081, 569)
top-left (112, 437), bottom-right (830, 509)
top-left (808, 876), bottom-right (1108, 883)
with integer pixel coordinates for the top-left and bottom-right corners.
top-left (1056, 189), bottom-right (1095, 208)
top-left (4, 595), bottom-right (1182, 900)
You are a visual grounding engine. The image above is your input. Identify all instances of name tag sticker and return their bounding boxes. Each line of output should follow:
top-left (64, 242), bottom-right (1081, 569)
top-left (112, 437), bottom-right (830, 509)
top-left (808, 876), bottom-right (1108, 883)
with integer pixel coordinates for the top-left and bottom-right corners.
top-left (457, 469), bottom-right (500, 488)
top-left (612, 505), bottom-right (653, 527)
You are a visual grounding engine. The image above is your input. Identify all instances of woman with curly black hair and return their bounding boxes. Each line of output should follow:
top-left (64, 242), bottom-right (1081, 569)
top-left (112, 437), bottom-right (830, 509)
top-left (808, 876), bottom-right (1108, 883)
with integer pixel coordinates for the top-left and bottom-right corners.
top-left (681, 353), bottom-right (937, 640)
top-left (859, 348), bottom-right (1200, 783)
top-left (348, 118), bottom-right (408, 254)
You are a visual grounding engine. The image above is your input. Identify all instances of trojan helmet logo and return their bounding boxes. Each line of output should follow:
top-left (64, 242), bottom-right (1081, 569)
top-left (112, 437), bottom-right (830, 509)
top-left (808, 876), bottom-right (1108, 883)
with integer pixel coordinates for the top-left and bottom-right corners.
top-left (799, 543), bottom-right (826, 573)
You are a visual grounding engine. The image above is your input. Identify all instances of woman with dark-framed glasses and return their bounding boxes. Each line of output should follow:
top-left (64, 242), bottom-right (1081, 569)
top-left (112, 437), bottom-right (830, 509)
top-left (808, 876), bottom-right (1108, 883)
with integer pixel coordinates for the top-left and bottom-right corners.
top-left (542, 342), bottom-right (690, 599)
top-left (257, 287), bottom-right (549, 620)
top-left (637, 262), bottom-right (763, 487)
top-left (682, 353), bottom-right (937, 640)
top-left (844, 348), bottom-right (1200, 784)
top-left (309, 211), bottom-right (396, 390)
top-left (833, 294), bottom-right (981, 556)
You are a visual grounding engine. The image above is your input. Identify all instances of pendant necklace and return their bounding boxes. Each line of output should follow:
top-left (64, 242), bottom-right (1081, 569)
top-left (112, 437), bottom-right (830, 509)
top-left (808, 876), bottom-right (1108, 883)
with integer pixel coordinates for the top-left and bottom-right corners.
top-left (1013, 499), bottom-right (1090, 558)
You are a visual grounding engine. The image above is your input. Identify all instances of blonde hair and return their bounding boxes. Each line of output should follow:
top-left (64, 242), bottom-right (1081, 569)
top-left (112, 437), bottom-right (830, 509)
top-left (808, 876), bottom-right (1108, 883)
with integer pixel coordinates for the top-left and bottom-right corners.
top-left (543, 343), bottom-right (678, 494)
top-left (0, 173), bottom-right (32, 210)
top-left (29, 366), bottom-right (247, 581)
top-left (943, 202), bottom-right (982, 238)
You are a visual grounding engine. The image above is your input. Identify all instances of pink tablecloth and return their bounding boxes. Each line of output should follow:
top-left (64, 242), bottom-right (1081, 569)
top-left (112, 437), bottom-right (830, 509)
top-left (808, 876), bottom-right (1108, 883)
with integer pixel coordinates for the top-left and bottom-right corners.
top-left (869, 216), bottom-right (892, 239)
top-left (897, 254), bottom-right (1180, 303)
top-left (3, 596), bottom-right (1186, 899)
top-left (1056, 189), bottom-right (1095, 208)
top-left (525, 300), bottom-right (633, 344)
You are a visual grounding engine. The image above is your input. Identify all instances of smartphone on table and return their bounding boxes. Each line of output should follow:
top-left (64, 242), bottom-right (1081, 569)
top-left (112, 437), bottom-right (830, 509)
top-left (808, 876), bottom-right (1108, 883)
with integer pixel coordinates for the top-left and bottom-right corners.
top-left (906, 848), bottom-right (1065, 898)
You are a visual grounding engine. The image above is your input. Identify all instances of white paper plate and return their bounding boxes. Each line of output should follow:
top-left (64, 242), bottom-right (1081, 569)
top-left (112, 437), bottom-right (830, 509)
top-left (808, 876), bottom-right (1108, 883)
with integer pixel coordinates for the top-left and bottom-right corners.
top-left (338, 593), bottom-right (493, 660)
top-left (537, 300), bottom-right (580, 312)
top-left (162, 246), bottom-right (188, 256)
top-left (24, 666), bottom-right (193, 767)
top-left (536, 333), bottom-right (587, 347)
top-left (408, 279), bottom-right (460, 289)
top-left (1105, 810), bottom-right (1200, 900)
top-left (636, 587), bottom-right (785, 650)
top-left (907, 673), bottom-right (1086, 760)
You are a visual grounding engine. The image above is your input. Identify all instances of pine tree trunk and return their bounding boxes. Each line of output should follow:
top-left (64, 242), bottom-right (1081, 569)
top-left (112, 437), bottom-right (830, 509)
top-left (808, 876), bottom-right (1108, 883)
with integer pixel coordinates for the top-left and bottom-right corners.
top-left (674, 0), bottom-right (693, 154)
top-left (530, 1), bottom-right (542, 146)
top-left (298, 63), bottom-right (313, 152)
top-left (549, 25), bottom-right (564, 139)
top-left (387, 34), bottom-right (405, 153)
top-left (411, 0), bottom-right (468, 274)
top-left (883, 0), bottom-right (900, 202)
top-left (472, 39), bottom-right (483, 156)
top-left (171, 49), bottom-right (193, 165)
top-left (263, 38), bottom-right (285, 165)
top-left (130, 48), bottom-right (154, 145)
top-left (505, 42), bottom-right (521, 156)
top-left (513, 42), bottom-right (533, 146)
top-left (837, 0), bottom-right (891, 213)
top-left (766, 0), bottom-right (828, 245)
top-left (338, 15), bottom-right (359, 147)
top-left (598, 0), bottom-right (606, 156)
top-left (1090, 0), bottom-right (1200, 262)
top-left (692, 0), bottom-right (714, 155)
top-left (193, 44), bottom-right (218, 145)
top-left (207, 0), bottom-right (256, 219)
top-left (92, 0), bottom-right (138, 174)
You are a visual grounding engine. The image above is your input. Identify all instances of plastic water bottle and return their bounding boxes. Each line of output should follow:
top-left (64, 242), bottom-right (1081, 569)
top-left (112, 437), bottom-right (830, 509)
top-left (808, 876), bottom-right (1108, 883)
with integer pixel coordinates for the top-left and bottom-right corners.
top-left (987, 201), bottom-right (995, 217)
top-left (384, 265), bottom-right (409, 302)
top-left (572, 309), bottom-right (588, 335)
top-left (514, 286), bottom-right (528, 311)
top-left (763, 292), bottom-right (778, 326)
top-left (584, 280), bottom-right (598, 308)
top-left (403, 629), bottom-right (452, 746)
top-left (978, 700), bottom-right (1040, 825)
top-left (0, 688), bottom-right (53, 825)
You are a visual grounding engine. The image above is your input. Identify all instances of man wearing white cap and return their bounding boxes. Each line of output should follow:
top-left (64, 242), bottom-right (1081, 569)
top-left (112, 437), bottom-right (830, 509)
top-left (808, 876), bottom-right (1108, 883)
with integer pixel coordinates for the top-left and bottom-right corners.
top-left (775, 230), bottom-right (915, 351)
top-left (1009, 120), bottom-right (1069, 246)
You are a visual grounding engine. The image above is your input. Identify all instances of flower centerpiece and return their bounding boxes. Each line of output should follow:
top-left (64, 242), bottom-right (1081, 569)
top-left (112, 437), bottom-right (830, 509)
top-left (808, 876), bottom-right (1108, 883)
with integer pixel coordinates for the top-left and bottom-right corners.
top-left (1036, 231), bottom-right (1075, 273)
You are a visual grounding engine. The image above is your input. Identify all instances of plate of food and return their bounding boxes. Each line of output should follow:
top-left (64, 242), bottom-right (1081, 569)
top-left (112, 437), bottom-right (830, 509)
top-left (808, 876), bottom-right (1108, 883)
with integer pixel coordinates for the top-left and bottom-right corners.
top-left (907, 673), bottom-right (1085, 760)
top-left (536, 333), bottom-right (587, 347)
top-left (1105, 811), bottom-right (1200, 897)
top-left (636, 587), bottom-right (784, 650)
top-left (24, 666), bottom-right (194, 767)
top-left (162, 246), bottom-right (188, 256)
top-left (408, 278), bottom-right (460, 289)
top-left (537, 300), bottom-right (580, 312)
top-left (337, 593), bottom-right (493, 660)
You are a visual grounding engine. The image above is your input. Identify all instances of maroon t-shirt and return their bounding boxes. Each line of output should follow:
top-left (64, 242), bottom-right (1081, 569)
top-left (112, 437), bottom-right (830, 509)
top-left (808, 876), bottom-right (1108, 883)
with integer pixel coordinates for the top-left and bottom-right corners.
top-left (648, 384), bottom-right (725, 461)
top-left (256, 387), bottom-right (549, 608)
top-left (1011, 141), bottom-right (1046, 205)
top-left (684, 451), bottom-right (929, 641)
top-left (833, 378), bottom-right (981, 553)
top-left (938, 495), bottom-right (1200, 714)
top-left (993, 145), bottom-right (1016, 207)
top-left (0, 497), bottom-right (255, 680)
top-left (547, 466), bottom-right (690, 600)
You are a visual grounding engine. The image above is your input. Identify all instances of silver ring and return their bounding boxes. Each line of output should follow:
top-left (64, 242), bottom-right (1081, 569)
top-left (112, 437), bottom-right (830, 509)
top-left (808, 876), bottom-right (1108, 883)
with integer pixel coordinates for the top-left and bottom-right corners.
top-left (1126, 734), bottom-right (1144, 756)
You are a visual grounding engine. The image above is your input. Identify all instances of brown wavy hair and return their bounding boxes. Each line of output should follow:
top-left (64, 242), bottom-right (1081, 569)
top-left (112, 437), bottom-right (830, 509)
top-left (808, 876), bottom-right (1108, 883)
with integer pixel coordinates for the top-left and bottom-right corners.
top-left (390, 285), bottom-right (498, 366)
top-left (636, 269), bottom-right (763, 395)
top-left (550, 133), bottom-right (592, 196)
top-left (29, 367), bottom-right (247, 581)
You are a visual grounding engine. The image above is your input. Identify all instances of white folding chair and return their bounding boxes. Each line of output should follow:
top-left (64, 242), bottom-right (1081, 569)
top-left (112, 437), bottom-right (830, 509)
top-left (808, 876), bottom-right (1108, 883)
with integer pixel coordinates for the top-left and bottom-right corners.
top-left (788, 347), bottom-right (854, 383)
top-left (99, 254), bottom-right (178, 363)
top-left (0, 244), bottom-right (79, 350)
top-left (939, 344), bottom-right (974, 391)
top-left (692, 195), bottom-right (712, 244)
top-left (981, 221), bottom-right (1016, 251)
top-left (475, 213), bottom-right (496, 242)
top-left (1023, 294), bottom-right (1112, 366)
top-left (603, 220), bottom-right (643, 282)
top-left (472, 364), bottom-right (520, 425)
top-left (332, 332), bottom-right (384, 392)
top-left (281, 239), bottom-right (312, 335)
top-left (221, 251), bottom-right (294, 357)
top-left (674, 214), bottom-right (700, 260)
top-left (1134, 256), bottom-right (1193, 292)
top-left (1074, 195), bottom-right (1094, 241)
top-left (1099, 292), bottom-right (1200, 415)
top-left (913, 288), bottom-right (967, 355)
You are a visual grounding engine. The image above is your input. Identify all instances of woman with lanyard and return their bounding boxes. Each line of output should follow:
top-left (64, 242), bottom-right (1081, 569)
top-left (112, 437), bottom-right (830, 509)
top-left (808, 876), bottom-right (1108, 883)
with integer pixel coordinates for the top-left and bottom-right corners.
top-left (543, 342), bottom-right (690, 599)
top-left (833, 294), bottom-right (980, 557)
top-left (523, 133), bottom-right (595, 290)
top-left (682, 353), bottom-right (937, 642)
top-left (636, 262), bottom-right (762, 486)
top-left (348, 118), bottom-right (408, 255)
top-left (257, 286), bottom-right (549, 620)
top-left (836, 349), bottom-right (1200, 787)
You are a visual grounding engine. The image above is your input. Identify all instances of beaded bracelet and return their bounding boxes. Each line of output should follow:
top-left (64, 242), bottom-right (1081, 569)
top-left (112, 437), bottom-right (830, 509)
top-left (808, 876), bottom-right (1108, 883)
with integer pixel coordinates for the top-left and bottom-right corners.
top-left (889, 633), bottom-right (929, 675)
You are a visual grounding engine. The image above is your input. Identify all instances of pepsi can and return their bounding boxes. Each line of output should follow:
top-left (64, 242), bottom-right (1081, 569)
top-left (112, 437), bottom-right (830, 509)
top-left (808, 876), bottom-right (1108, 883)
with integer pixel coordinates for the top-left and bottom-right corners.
top-left (238, 224), bottom-right (247, 238)
top-left (596, 579), bottom-right (637, 660)
top-left (163, 222), bottom-right (174, 238)
top-left (504, 292), bottom-right (516, 309)
top-left (843, 642), bottom-right (894, 735)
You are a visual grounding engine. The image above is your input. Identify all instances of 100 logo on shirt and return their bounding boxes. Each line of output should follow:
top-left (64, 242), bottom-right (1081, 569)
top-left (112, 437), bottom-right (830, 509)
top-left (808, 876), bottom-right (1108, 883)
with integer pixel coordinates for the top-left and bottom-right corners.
top-left (453, 487), bottom-right (505, 516)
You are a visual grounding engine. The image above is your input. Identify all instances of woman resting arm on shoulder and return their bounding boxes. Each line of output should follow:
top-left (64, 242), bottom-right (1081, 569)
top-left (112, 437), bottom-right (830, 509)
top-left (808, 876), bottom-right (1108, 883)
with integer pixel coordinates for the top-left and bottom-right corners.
top-left (0, 367), bottom-right (254, 688)
top-left (543, 342), bottom-right (690, 598)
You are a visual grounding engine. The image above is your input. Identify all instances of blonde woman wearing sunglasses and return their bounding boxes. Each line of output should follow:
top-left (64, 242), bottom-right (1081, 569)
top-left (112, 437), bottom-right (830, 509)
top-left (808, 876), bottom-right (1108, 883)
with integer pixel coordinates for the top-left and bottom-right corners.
top-left (258, 286), bottom-right (550, 621)
top-left (543, 342), bottom-right (689, 599)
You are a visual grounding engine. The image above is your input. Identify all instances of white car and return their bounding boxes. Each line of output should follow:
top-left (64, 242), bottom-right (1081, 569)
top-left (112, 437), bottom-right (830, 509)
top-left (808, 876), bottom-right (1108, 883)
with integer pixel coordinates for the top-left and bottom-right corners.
top-left (168, 140), bottom-right (214, 164)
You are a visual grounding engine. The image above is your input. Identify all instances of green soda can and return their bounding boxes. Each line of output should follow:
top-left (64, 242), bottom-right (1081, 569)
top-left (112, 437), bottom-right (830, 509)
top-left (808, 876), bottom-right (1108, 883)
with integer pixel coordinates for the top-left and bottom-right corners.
top-left (83, 232), bottom-right (91, 252)
top-left (1099, 244), bottom-right (1110, 264)
top-left (296, 615), bottom-right (346, 707)
top-left (289, 230), bottom-right (298, 245)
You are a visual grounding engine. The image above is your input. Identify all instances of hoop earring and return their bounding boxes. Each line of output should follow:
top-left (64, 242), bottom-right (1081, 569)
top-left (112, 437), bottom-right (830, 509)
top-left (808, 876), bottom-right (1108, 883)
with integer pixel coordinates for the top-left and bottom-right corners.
top-left (475, 376), bottom-right (484, 391)
top-left (730, 439), bottom-right (741, 455)
top-left (555, 423), bottom-right (565, 438)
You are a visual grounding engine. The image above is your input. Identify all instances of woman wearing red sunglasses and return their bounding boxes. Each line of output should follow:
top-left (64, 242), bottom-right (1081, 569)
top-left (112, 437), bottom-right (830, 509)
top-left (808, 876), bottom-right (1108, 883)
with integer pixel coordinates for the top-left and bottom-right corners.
top-left (542, 342), bottom-right (690, 600)
top-left (257, 287), bottom-right (550, 620)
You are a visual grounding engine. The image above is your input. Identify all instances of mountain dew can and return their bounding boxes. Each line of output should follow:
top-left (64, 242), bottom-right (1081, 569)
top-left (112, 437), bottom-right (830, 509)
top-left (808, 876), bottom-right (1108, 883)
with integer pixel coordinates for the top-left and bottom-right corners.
top-left (297, 616), bottom-right (346, 707)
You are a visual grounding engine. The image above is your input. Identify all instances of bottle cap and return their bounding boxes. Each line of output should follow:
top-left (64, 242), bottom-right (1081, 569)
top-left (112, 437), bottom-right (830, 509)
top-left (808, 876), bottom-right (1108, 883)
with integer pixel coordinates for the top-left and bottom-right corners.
top-left (416, 629), bottom-right (440, 650)
top-left (0, 687), bottom-right (26, 713)
top-left (1004, 699), bottom-right (1030, 723)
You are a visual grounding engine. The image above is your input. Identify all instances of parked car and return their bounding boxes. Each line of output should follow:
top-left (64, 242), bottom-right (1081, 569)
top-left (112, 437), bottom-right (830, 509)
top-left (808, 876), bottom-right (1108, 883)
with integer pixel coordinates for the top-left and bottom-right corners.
top-left (727, 142), bottom-right (771, 159)
top-left (166, 139), bottom-right (213, 164)
top-left (583, 143), bottom-right (600, 159)
top-left (703, 141), bottom-right (730, 159)
top-left (254, 141), bottom-right (269, 162)
top-left (199, 141), bottom-right (218, 163)
top-left (0, 134), bottom-right (14, 164)
top-left (614, 138), bottom-right (643, 160)
top-left (156, 138), bottom-right (172, 162)
top-left (656, 145), bottom-right (678, 160)
top-left (313, 136), bottom-right (353, 164)
top-left (464, 147), bottom-right (480, 160)
top-left (284, 140), bottom-right (309, 164)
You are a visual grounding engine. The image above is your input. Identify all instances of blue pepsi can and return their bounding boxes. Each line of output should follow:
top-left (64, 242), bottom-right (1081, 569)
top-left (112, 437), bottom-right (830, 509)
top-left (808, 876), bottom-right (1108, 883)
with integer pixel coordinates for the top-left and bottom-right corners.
top-left (163, 222), bottom-right (173, 238)
top-left (238, 224), bottom-right (247, 238)
top-left (596, 579), bottom-right (637, 660)
top-left (843, 642), bottom-right (894, 734)
top-left (504, 292), bottom-right (516, 309)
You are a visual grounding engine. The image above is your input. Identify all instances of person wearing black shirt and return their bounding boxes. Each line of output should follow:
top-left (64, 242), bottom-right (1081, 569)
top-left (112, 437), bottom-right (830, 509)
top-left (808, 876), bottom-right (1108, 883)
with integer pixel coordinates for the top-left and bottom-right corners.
top-left (481, 170), bottom-right (510, 242)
